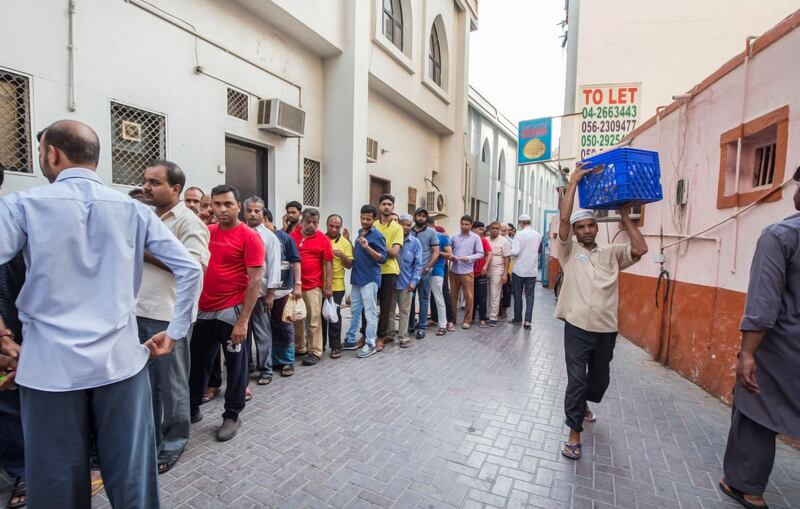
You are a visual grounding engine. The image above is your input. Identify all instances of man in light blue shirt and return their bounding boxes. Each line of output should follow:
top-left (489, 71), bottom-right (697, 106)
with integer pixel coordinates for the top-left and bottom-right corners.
top-left (395, 214), bottom-right (422, 347)
top-left (0, 120), bottom-right (202, 509)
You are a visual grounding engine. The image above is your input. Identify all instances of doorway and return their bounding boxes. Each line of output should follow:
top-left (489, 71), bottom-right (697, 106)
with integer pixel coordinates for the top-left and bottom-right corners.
top-left (225, 138), bottom-right (269, 206)
top-left (369, 176), bottom-right (391, 207)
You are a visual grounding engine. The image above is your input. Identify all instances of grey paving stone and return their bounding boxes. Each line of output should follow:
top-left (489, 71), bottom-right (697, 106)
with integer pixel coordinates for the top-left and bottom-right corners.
top-left (2, 287), bottom-right (800, 508)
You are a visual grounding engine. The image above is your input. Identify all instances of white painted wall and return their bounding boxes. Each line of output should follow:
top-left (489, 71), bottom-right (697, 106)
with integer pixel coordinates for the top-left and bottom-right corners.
top-left (0, 0), bottom-right (478, 236)
top-left (560, 0), bottom-right (799, 163)
top-left (598, 21), bottom-right (800, 293)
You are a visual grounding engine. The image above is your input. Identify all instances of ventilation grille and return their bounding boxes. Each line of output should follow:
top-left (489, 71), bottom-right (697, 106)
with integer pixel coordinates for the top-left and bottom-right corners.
top-left (0, 70), bottom-right (32, 173)
top-left (277, 102), bottom-right (305, 134)
top-left (367, 137), bottom-right (379, 162)
top-left (227, 88), bottom-right (249, 120)
top-left (303, 158), bottom-right (321, 207)
top-left (110, 102), bottom-right (166, 186)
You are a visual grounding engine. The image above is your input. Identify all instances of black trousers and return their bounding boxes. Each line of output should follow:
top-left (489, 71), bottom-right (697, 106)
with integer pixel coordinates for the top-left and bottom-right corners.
top-left (377, 274), bottom-right (398, 338)
top-left (501, 278), bottom-right (512, 309)
top-left (723, 402), bottom-right (777, 496)
top-left (472, 275), bottom-right (488, 322)
top-left (208, 351), bottom-right (222, 389)
top-left (563, 321), bottom-right (616, 433)
top-left (322, 290), bottom-right (345, 351)
top-left (189, 319), bottom-right (248, 421)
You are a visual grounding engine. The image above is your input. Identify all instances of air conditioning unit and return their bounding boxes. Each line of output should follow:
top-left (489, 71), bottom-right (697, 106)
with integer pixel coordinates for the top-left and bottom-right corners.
top-left (367, 138), bottom-right (379, 163)
top-left (676, 178), bottom-right (688, 206)
top-left (120, 120), bottom-right (142, 142)
top-left (426, 190), bottom-right (447, 215)
top-left (594, 205), bottom-right (642, 222)
top-left (256, 99), bottom-right (305, 137)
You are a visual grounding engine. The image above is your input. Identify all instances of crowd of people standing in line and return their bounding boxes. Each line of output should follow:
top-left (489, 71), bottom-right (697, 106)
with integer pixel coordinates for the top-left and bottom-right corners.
top-left (0, 120), bottom-right (795, 509)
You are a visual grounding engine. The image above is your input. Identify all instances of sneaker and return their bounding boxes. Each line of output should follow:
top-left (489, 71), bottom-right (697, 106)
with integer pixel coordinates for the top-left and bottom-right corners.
top-left (302, 354), bottom-right (320, 366)
top-left (415, 330), bottom-right (426, 340)
top-left (342, 343), bottom-right (358, 351)
top-left (489, 320), bottom-right (498, 327)
top-left (356, 344), bottom-right (377, 358)
top-left (190, 407), bottom-right (202, 424)
top-left (216, 418), bottom-right (240, 442)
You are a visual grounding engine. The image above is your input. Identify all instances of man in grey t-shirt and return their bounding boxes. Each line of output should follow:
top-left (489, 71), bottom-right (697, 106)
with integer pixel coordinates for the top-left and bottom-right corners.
top-left (409, 208), bottom-right (440, 339)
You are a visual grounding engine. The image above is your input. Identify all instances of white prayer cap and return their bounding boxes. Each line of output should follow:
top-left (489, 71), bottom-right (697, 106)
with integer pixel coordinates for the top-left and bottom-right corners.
top-left (570, 209), bottom-right (597, 225)
top-left (518, 214), bottom-right (532, 222)
top-left (398, 213), bottom-right (413, 222)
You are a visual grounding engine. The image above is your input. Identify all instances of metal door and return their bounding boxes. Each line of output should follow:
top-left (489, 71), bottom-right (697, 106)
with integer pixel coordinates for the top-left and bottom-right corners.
top-left (225, 138), bottom-right (268, 206)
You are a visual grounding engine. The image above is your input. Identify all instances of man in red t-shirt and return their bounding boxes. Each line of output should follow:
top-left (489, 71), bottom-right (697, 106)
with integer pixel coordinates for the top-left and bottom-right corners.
top-left (471, 221), bottom-right (494, 326)
top-left (290, 208), bottom-right (333, 366)
top-left (189, 185), bottom-right (264, 442)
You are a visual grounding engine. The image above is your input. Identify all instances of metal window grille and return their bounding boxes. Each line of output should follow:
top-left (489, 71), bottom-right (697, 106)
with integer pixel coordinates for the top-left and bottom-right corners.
top-left (303, 158), bottom-right (321, 207)
top-left (110, 102), bottom-right (166, 186)
top-left (227, 88), bottom-right (249, 120)
top-left (407, 187), bottom-right (417, 214)
top-left (0, 70), bottom-right (33, 173)
top-left (752, 142), bottom-right (776, 187)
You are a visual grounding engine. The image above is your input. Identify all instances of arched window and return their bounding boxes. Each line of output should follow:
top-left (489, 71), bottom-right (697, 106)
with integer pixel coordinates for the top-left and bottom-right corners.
top-left (481, 139), bottom-right (490, 163)
top-left (383, 0), bottom-right (404, 51)
top-left (497, 151), bottom-right (505, 181)
top-left (429, 23), bottom-right (442, 86)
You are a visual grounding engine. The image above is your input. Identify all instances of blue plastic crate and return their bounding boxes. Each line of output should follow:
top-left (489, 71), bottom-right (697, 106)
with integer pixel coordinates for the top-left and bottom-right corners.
top-left (578, 147), bottom-right (663, 210)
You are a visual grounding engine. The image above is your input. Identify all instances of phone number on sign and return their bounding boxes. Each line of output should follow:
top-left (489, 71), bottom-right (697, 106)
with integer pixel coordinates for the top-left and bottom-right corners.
top-left (581, 105), bottom-right (638, 119)
top-left (581, 119), bottom-right (636, 134)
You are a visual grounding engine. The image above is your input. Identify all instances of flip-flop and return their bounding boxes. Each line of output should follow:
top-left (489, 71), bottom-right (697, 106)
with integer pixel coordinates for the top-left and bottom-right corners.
top-left (436, 328), bottom-right (446, 336)
top-left (719, 481), bottom-right (769, 508)
top-left (280, 365), bottom-right (294, 377)
top-left (7, 477), bottom-right (26, 508)
top-left (158, 456), bottom-right (179, 475)
top-left (584, 412), bottom-right (597, 423)
top-left (91, 477), bottom-right (104, 497)
top-left (257, 375), bottom-right (272, 386)
top-left (245, 386), bottom-right (253, 401)
top-left (560, 442), bottom-right (582, 460)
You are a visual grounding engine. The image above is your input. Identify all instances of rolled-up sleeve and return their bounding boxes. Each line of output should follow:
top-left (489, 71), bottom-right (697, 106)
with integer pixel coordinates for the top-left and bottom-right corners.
top-left (740, 229), bottom-right (787, 332)
top-left (144, 212), bottom-right (202, 339)
top-left (0, 198), bottom-right (27, 265)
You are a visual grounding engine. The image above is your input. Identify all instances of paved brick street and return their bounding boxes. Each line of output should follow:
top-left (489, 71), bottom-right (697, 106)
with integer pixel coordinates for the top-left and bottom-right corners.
top-left (3, 286), bottom-right (800, 508)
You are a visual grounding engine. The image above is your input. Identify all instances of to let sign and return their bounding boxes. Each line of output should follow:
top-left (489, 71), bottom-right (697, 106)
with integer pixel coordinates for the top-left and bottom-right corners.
top-left (577, 83), bottom-right (641, 159)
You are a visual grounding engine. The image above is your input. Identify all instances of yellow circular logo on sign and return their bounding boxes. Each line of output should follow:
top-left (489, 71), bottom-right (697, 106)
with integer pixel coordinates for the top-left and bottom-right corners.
top-left (523, 138), bottom-right (546, 160)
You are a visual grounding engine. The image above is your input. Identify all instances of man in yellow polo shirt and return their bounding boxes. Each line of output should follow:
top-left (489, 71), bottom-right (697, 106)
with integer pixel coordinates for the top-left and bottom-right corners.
top-left (323, 214), bottom-right (353, 359)
top-left (374, 194), bottom-right (404, 351)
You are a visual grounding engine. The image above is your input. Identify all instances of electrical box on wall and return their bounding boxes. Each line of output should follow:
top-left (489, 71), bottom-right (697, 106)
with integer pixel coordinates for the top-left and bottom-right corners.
top-left (676, 178), bottom-right (688, 206)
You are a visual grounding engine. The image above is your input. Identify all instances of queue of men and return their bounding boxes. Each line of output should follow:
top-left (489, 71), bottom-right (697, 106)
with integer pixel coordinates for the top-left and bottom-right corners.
top-left (0, 119), bottom-right (791, 509)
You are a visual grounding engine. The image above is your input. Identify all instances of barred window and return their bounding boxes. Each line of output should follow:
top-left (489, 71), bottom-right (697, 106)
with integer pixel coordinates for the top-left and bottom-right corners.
top-left (110, 102), bottom-right (166, 186)
top-left (0, 70), bottom-right (33, 173)
top-left (227, 88), bottom-right (249, 120)
top-left (303, 158), bottom-right (320, 207)
top-left (407, 186), bottom-right (417, 214)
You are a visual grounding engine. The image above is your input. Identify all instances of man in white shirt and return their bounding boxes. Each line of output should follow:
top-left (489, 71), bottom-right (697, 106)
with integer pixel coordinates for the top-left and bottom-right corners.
top-left (510, 214), bottom-right (542, 329)
top-left (0, 120), bottom-right (202, 508)
top-left (138, 161), bottom-right (210, 475)
top-left (244, 196), bottom-right (282, 386)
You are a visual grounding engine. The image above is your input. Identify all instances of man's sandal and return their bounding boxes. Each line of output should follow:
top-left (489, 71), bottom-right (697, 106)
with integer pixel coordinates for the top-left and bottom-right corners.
top-left (202, 387), bottom-right (220, 404)
top-left (258, 375), bottom-right (272, 385)
top-left (560, 442), bottom-right (582, 460)
top-left (719, 481), bottom-right (769, 508)
top-left (7, 478), bottom-right (26, 509)
top-left (158, 456), bottom-right (179, 475)
top-left (280, 365), bottom-right (294, 377)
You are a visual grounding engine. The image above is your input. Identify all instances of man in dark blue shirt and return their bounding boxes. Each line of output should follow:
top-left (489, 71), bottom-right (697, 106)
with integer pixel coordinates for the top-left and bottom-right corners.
top-left (343, 205), bottom-right (387, 358)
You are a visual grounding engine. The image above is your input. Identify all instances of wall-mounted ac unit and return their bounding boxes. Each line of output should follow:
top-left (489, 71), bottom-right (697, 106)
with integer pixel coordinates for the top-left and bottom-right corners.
top-left (426, 190), bottom-right (447, 216)
top-left (367, 138), bottom-right (379, 163)
top-left (676, 178), bottom-right (688, 206)
top-left (257, 99), bottom-right (305, 137)
top-left (594, 205), bottom-right (642, 222)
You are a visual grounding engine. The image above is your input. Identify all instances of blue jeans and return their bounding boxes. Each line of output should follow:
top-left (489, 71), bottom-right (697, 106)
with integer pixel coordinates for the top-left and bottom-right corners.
top-left (138, 317), bottom-right (191, 463)
top-left (512, 274), bottom-right (536, 323)
top-left (346, 283), bottom-right (378, 347)
top-left (20, 367), bottom-right (159, 509)
top-left (415, 272), bottom-right (432, 331)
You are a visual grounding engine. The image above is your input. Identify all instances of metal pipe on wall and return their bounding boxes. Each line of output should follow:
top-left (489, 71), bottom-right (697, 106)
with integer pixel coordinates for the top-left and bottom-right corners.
top-left (68, 0), bottom-right (77, 111)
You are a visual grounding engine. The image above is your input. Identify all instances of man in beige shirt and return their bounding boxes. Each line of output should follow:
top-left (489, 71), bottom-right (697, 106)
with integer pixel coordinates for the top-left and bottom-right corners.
top-left (556, 163), bottom-right (648, 461)
top-left (138, 161), bottom-right (210, 474)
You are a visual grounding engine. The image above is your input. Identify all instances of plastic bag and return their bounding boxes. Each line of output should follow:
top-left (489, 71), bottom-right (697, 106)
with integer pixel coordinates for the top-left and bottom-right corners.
top-left (322, 297), bottom-right (339, 323)
top-left (281, 296), bottom-right (307, 323)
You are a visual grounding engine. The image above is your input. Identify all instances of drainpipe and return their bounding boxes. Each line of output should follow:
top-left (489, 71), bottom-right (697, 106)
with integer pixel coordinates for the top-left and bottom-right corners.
top-left (731, 36), bottom-right (758, 273)
top-left (68, 0), bottom-right (77, 111)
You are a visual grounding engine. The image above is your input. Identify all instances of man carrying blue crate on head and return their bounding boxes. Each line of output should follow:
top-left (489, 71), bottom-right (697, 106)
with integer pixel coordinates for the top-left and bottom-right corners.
top-left (556, 162), bottom-right (649, 460)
